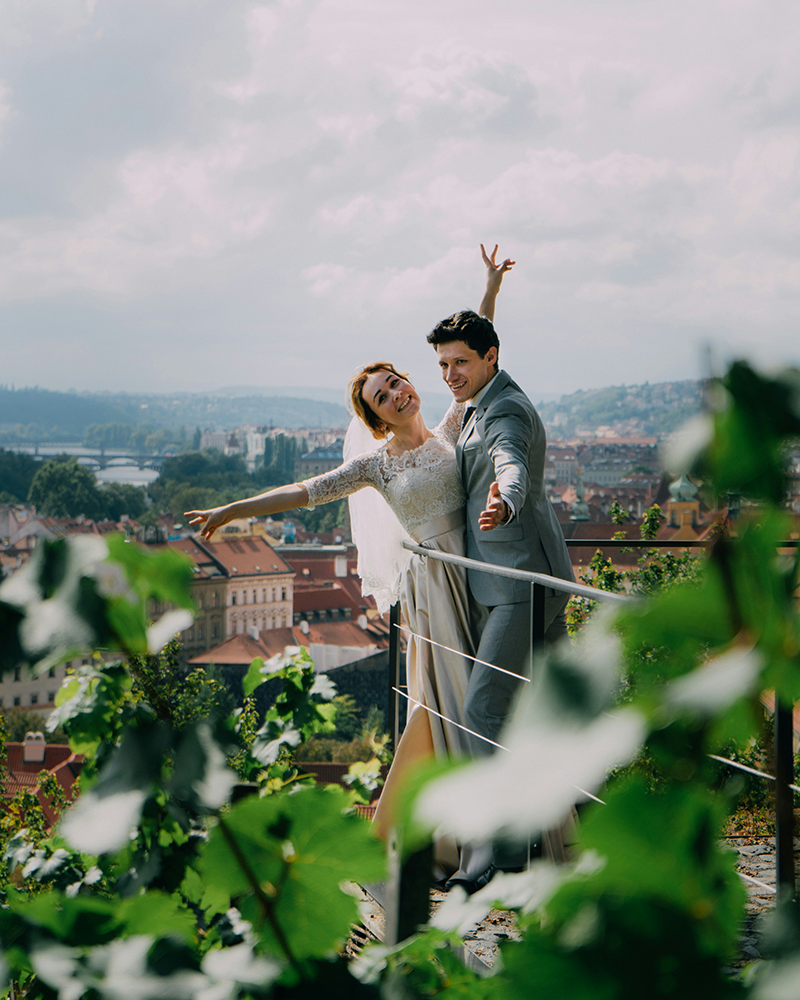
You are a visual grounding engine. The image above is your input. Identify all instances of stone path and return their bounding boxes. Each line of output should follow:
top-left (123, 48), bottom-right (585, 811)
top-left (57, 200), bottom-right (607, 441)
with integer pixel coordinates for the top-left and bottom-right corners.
top-left (725, 836), bottom-right (800, 970)
top-left (352, 838), bottom-right (799, 973)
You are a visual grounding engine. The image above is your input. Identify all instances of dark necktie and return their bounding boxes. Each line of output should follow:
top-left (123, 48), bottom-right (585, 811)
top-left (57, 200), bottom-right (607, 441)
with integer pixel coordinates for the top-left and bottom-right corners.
top-left (461, 405), bottom-right (475, 430)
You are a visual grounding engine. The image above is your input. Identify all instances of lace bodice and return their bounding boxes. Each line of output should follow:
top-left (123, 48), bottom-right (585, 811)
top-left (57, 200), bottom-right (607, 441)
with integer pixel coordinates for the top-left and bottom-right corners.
top-left (304, 401), bottom-right (466, 535)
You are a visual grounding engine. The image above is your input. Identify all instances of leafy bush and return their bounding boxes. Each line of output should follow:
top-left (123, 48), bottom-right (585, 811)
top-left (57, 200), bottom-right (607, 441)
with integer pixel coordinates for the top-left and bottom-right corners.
top-left (0, 357), bottom-right (799, 998)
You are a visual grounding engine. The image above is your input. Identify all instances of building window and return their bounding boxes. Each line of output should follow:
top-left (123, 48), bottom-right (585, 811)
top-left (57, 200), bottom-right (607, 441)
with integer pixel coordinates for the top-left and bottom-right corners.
top-left (48, 667), bottom-right (55, 679)
top-left (281, 587), bottom-right (287, 601)
top-left (198, 622), bottom-right (205, 640)
top-left (31, 693), bottom-right (38, 705)
top-left (13, 697), bottom-right (21, 707)
top-left (212, 592), bottom-right (218, 608)
top-left (212, 623), bottom-right (219, 640)
top-left (48, 692), bottom-right (56, 703)
top-left (252, 590), bottom-right (257, 603)
top-left (232, 593), bottom-right (237, 605)
top-left (13, 667), bottom-right (21, 682)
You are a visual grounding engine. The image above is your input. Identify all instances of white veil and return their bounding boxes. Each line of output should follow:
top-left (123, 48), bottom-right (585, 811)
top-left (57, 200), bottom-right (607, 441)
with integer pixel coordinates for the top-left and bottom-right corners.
top-left (344, 416), bottom-right (412, 615)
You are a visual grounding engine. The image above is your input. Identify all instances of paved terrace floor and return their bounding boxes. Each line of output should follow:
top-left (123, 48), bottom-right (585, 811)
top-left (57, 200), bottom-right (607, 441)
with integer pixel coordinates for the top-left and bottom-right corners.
top-left (349, 836), bottom-right (800, 976)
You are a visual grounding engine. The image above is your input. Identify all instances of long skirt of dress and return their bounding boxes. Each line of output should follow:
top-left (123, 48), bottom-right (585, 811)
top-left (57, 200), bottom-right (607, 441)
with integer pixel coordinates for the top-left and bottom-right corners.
top-left (372, 510), bottom-right (479, 879)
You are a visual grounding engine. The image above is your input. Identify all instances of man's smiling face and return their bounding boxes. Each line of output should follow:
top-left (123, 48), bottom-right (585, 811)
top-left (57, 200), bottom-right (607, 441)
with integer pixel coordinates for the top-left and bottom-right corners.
top-left (436, 340), bottom-right (498, 403)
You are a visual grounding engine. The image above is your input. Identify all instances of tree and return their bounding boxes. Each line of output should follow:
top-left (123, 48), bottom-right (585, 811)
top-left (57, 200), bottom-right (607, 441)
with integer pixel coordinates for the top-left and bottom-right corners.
top-left (27, 456), bottom-right (107, 519)
top-left (257, 433), bottom-right (306, 487)
top-left (128, 639), bottom-right (235, 730)
top-left (299, 498), bottom-right (347, 533)
top-left (0, 448), bottom-right (40, 503)
top-left (0, 707), bottom-right (68, 744)
top-left (98, 482), bottom-right (147, 521)
top-left (147, 451), bottom-right (254, 521)
top-left (1, 352), bottom-right (800, 1000)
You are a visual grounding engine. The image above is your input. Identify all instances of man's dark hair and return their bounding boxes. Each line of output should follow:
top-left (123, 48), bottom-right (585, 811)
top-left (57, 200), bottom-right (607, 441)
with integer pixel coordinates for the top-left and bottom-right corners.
top-left (426, 310), bottom-right (500, 368)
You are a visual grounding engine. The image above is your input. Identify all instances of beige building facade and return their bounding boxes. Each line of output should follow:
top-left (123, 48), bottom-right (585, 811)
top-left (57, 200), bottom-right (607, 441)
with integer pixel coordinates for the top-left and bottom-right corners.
top-left (0, 658), bottom-right (88, 715)
top-left (166, 536), bottom-right (295, 662)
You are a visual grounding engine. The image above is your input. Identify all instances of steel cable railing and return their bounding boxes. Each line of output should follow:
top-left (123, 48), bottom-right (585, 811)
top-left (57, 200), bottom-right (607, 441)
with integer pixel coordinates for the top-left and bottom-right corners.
top-left (381, 542), bottom-right (631, 943)
top-left (379, 538), bottom-right (796, 942)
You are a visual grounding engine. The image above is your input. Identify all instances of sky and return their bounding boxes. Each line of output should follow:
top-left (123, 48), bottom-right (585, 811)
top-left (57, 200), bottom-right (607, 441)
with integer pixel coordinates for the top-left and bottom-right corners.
top-left (2, 0), bottom-right (800, 403)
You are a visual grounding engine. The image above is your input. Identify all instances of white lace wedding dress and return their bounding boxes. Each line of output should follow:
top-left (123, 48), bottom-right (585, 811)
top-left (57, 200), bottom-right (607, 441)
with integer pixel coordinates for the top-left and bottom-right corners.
top-left (303, 402), bottom-right (477, 876)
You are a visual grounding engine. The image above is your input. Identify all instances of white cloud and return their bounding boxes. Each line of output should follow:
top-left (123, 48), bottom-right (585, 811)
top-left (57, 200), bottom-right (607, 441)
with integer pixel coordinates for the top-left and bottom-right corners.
top-left (1, 0), bottom-right (800, 394)
top-left (0, 0), bottom-right (96, 50)
top-left (0, 82), bottom-right (14, 136)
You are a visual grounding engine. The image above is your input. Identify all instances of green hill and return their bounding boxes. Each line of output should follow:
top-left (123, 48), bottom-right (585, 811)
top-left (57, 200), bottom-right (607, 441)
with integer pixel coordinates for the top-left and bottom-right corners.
top-left (0, 386), bottom-right (350, 443)
top-left (0, 387), bottom-right (130, 441)
top-left (537, 380), bottom-right (703, 437)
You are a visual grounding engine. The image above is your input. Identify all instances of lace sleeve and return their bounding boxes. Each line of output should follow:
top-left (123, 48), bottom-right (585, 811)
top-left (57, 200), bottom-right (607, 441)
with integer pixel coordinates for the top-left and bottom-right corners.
top-left (436, 399), bottom-right (467, 445)
top-left (303, 453), bottom-right (381, 509)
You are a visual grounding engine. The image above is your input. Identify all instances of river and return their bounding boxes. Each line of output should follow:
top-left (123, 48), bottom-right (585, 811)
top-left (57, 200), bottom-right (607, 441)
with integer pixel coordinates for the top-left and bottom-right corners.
top-left (8, 444), bottom-right (161, 487)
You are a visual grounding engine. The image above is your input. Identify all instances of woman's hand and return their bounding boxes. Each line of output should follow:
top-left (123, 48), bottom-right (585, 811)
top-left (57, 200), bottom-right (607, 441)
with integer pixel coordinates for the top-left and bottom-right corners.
top-left (184, 505), bottom-right (231, 541)
top-left (479, 244), bottom-right (515, 322)
top-left (184, 483), bottom-right (309, 541)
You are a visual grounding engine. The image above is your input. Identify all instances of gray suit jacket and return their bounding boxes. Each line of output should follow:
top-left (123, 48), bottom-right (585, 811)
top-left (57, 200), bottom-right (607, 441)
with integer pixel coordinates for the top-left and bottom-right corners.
top-left (456, 370), bottom-right (575, 605)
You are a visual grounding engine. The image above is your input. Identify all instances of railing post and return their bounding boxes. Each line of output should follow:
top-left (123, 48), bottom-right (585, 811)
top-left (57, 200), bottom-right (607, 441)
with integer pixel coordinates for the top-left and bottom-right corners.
top-left (388, 602), bottom-right (401, 751)
top-left (775, 698), bottom-right (795, 898)
top-left (384, 828), bottom-right (433, 945)
top-left (531, 580), bottom-right (546, 655)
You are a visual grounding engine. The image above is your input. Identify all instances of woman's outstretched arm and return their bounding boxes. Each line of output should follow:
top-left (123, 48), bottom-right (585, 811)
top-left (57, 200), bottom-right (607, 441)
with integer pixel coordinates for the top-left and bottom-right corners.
top-left (185, 482), bottom-right (309, 541)
top-left (478, 243), bottom-right (515, 323)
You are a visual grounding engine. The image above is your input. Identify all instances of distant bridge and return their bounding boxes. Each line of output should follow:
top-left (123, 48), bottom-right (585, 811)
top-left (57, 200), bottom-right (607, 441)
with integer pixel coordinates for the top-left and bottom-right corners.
top-left (79, 451), bottom-right (170, 472)
top-left (6, 443), bottom-right (170, 472)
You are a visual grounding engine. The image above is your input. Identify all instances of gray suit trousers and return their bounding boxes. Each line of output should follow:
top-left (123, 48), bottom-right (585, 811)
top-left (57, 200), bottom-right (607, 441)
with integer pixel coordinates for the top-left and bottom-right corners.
top-left (464, 591), bottom-right (568, 758)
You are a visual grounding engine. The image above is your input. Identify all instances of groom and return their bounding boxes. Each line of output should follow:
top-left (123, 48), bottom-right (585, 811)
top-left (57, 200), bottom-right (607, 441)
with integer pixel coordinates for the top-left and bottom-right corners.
top-left (427, 253), bottom-right (574, 887)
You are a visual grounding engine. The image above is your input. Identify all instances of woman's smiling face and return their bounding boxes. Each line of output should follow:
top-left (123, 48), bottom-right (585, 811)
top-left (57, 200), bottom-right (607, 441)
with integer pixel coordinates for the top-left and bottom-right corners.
top-left (363, 369), bottom-right (420, 433)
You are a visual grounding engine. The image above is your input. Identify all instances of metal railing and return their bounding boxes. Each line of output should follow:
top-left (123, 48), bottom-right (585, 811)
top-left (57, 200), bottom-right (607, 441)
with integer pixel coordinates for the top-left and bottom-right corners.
top-left (382, 543), bottom-right (629, 943)
top-left (380, 538), bottom-right (797, 944)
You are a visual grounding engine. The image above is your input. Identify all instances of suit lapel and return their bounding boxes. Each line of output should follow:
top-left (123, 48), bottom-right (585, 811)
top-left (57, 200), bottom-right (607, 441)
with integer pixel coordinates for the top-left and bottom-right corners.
top-left (476, 370), bottom-right (511, 417)
top-left (456, 371), bottom-right (510, 476)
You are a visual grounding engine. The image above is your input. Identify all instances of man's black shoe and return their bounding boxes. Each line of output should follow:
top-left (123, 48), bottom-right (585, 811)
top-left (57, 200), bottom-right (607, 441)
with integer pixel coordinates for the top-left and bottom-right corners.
top-left (444, 864), bottom-right (497, 896)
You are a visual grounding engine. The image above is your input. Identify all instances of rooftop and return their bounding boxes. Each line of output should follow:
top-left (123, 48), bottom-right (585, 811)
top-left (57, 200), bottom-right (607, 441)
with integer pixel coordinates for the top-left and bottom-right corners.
top-left (167, 536), bottom-right (294, 578)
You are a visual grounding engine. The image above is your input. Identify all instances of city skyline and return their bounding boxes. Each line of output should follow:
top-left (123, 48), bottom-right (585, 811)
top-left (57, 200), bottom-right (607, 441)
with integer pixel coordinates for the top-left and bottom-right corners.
top-left (2, 0), bottom-right (800, 399)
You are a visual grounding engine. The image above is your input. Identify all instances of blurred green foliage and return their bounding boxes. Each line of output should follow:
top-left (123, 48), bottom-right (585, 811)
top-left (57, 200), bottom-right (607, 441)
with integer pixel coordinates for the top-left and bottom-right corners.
top-left (0, 357), bottom-right (798, 998)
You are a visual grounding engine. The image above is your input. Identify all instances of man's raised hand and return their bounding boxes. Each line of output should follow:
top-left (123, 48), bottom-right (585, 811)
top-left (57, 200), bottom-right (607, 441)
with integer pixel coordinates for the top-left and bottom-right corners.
top-left (481, 243), bottom-right (515, 284)
top-left (479, 244), bottom-right (515, 322)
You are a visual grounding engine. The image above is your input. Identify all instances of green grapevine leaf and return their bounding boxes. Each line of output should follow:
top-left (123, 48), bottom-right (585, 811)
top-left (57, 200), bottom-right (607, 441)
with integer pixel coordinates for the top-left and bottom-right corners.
top-left (201, 786), bottom-right (385, 962)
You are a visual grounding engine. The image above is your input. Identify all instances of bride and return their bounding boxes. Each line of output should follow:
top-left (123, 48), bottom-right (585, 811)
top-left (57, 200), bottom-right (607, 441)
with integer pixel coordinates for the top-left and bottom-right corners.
top-left (185, 245), bottom-right (513, 884)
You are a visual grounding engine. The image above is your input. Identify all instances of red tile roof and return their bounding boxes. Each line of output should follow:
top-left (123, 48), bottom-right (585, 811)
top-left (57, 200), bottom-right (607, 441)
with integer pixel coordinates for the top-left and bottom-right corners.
top-left (204, 537), bottom-right (294, 576)
top-left (166, 536), bottom-right (295, 579)
top-left (188, 618), bottom-right (388, 667)
top-left (293, 585), bottom-right (359, 614)
top-left (2, 742), bottom-right (84, 828)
